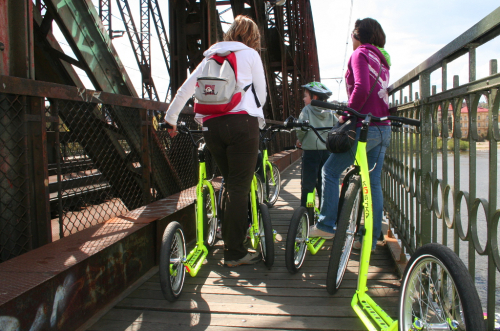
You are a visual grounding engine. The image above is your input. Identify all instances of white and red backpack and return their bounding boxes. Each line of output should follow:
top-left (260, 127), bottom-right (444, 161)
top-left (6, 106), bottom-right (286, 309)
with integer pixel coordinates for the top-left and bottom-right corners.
top-left (194, 51), bottom-right (258, 115)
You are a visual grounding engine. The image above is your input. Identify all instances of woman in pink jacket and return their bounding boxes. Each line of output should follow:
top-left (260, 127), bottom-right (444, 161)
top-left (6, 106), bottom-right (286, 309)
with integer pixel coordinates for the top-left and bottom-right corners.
top-left (309, 18), bottom-right (391, 253)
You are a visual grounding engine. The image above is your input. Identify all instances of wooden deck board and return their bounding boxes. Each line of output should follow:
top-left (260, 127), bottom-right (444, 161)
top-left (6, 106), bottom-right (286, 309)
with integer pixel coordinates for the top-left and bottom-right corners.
top-left (87, 160), bottom-right (400, 330)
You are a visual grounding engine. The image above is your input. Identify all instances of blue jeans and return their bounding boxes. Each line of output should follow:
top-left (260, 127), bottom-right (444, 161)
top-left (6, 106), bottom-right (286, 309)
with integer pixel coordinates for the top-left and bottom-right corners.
top-left (300, 150), bottom-right (330, 208)
top-left (316, 126), bottom-right (391, 249)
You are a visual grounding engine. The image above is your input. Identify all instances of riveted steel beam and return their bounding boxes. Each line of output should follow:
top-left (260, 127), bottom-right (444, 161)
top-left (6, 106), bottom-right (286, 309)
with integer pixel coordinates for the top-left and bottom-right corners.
top-left (44, 0), bottom-right (137, 96)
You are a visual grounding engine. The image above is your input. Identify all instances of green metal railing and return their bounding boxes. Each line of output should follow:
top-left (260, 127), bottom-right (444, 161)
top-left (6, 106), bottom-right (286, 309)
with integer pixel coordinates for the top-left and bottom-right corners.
top-left (383, 6), bottom-right (500, 329)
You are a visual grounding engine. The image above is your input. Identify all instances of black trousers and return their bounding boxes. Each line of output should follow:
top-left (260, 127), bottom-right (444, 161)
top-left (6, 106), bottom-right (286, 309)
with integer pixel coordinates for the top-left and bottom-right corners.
top-left (300, 149), bottom-right (330, 208)
top-left (203, 114), bottom-right (259, 260)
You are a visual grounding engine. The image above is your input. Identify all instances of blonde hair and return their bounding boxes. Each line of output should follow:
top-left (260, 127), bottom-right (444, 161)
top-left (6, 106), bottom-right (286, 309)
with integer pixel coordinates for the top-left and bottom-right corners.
top-left (223, 15), bottom-right (261, 52)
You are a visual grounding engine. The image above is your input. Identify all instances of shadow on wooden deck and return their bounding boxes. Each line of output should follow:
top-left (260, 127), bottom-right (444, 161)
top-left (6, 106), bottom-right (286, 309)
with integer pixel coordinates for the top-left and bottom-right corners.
top-left (87, 161), bottom-right (401, 331)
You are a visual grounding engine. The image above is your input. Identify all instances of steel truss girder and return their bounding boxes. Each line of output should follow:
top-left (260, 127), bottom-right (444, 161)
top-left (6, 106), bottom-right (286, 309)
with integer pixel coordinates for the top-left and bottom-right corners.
top-left (41, 0), bottom-right (181, 202)
top-left (267, 0), bottom-right (319, 119)
top-left (168, 0), bottom-right (216, 95)
top-left (44, 0), bottom-right (136, 96)
top-left (99, 0), bottom-right (112, 36)
top-left (140, 0), bottom-right (155, 100)
top-left (165, 0), bottom-right (320, 120)
top-left (116, 0), bottom-right (158, 101)
top-left (150, 0), bottom-right (172, 102)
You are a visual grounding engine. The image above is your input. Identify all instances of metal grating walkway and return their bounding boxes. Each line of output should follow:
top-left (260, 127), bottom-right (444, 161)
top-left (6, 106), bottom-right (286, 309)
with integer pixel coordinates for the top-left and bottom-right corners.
top-left (87, 160), bottom-right (400, 331)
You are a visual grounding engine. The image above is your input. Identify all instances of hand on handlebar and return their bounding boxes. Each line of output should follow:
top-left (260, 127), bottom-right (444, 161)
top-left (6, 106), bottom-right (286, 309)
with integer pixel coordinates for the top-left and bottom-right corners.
top-left (162, 121), bottom-right (177, 138)
top-left (168, 125), bottom-right (177, 138)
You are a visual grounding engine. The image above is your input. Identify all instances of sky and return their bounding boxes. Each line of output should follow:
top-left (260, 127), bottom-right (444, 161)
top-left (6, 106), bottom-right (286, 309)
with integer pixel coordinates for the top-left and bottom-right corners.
top-left (69, 1), bottom-right (500, 104)
top-left (311, 0), bottom-right (500, 103)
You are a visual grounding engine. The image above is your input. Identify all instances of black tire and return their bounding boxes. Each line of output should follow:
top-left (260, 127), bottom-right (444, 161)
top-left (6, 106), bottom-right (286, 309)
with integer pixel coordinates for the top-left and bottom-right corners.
top-left (259, 203), bottom-right (275, 269)
top-left (326, 175), bottom-right (361, 295)
top-left (285, 206), bottom-right (309, 274)
top-left (265, 163), bottom-right (281, 207)
top-left (202, 185), bottom-right (218, 247)
top-left (399, 243), bottom-right (485, 331)
top-left (159, 221), bottom-right (186, 302)
top-left (217, 181), bottom-right (226, 240)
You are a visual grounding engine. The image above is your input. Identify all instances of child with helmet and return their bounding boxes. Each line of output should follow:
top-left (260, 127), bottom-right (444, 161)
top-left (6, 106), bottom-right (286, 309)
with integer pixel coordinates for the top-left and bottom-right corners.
top-left (295, 82), bottom-right (338, 226)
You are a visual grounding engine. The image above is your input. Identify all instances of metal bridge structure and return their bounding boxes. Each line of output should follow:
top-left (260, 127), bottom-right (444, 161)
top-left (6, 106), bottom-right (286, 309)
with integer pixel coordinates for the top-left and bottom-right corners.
top-left (2, 1), bottom-right (500, 330)
top-left (0, 1), bottom-right (319, 328)
top-left (0, 0), bottom-right (318, 261)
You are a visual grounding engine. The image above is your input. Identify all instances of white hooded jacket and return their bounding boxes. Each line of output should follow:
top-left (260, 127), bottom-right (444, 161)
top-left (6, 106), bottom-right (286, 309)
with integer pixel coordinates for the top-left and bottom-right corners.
top-left (165, 41), bottom-right (267, 128)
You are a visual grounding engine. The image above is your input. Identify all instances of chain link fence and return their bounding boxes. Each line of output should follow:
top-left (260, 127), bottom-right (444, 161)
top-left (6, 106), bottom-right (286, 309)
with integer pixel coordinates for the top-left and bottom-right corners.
top-left (49, 101), bottom-right (208, 240)
top-left (0, 78), bottom-right (294, 262)
top-left (0, 94), bottom-right (31, 261)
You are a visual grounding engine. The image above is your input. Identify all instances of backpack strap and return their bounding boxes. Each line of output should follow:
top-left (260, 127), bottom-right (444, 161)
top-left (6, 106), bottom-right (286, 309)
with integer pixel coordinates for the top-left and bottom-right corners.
top-left (242, 84), bottom-right (261, 108)
top-left (220, 51), bottom-right (260, 107)
top-left (251, 84), bottom-right (261, 108)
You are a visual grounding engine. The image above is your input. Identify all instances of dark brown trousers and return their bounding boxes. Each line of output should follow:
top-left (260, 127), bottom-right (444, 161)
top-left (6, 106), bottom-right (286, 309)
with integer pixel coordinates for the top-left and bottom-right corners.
top-left (203, 114), bottom-right (259, 260)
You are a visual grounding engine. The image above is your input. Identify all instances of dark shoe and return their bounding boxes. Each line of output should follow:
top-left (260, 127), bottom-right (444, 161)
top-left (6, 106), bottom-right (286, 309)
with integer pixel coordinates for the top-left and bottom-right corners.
top-left (216, 224), bottom-right (223, 239)
top-left (224, 251), bottom-right (262, 267)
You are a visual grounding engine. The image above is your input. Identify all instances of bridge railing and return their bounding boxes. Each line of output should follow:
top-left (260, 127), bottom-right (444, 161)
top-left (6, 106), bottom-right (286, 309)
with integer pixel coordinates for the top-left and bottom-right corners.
top-left (384, 6), bottom-right (500, 328)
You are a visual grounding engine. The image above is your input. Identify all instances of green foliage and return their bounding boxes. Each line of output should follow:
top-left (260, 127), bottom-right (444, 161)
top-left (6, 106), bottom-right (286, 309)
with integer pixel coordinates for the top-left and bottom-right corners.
top-left (459, 140), bottom-right (469, 151)
top-left (436, 137), bottom-right (469, 151)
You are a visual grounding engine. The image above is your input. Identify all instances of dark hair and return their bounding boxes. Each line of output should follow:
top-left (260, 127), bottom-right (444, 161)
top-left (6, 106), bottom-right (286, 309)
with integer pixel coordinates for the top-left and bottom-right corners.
top-left (352, 18), bottom-right (385, 48)
top-left (304, 88), bottom-right (328, 102)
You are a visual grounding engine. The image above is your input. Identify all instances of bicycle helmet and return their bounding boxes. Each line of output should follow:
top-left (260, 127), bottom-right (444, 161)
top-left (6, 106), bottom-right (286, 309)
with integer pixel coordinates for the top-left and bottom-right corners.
top-left (302, 82), bottom-right (332, 100)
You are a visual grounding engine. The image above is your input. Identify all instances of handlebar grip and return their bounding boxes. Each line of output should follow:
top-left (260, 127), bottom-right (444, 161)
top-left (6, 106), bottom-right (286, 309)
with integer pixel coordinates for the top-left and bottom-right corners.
top-left (284, 117), bottom-right (303, 128)
top-left (311, 100), bottom-right (344, 111)
top-left (389, 116), bottom-right (420, 127)
top-left (401, 117), bottom-right (421, 127)
top-left (159, 122), bottom-right (173, 129)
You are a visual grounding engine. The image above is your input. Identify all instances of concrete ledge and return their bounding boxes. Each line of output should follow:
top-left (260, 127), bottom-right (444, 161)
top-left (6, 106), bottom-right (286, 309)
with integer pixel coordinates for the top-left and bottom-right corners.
top-left (269, 148), bottom-right (302, 172)
top-left (384, 228), bottom-right (407, 278)
top-left (0, 151), bottom-right (293, 330)
top-left (0, 187), bottom-right (199, 330)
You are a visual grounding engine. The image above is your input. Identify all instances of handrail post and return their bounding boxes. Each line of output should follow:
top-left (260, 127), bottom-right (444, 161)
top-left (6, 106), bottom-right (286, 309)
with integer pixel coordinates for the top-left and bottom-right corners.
top-left (419, 71), bottom-right (432, 246)
top-left (486, 59), bottom-right (498, 331)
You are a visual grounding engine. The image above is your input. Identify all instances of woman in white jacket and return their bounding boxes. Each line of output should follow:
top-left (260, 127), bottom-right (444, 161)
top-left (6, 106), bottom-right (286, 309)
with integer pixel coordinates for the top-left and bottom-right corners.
top-left (164, 15), bottom-right (267, 267)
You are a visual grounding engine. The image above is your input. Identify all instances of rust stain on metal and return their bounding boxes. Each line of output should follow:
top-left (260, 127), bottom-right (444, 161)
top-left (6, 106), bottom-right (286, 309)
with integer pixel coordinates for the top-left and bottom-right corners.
top-left (0, 224), bottom-right (154, 330)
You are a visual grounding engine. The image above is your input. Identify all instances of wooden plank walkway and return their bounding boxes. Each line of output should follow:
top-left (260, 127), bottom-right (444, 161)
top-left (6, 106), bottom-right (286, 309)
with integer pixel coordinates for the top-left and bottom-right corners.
top-left (87, 160), bottom-right (400, 331)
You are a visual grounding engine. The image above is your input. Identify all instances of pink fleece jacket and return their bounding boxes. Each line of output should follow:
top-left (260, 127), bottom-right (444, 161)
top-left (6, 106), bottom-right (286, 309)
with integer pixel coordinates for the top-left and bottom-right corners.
top-left (345, 44), bottom-right (390, 126)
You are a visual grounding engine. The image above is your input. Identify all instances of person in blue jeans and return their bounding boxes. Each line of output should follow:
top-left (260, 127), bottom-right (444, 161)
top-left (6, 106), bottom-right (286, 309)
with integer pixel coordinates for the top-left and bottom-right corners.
top-left (309, 17), bottom-right (392, 252)
top-left (309, 127), bottom-right (391, 247)
top-left (295, 82), bottom-right (337, 210)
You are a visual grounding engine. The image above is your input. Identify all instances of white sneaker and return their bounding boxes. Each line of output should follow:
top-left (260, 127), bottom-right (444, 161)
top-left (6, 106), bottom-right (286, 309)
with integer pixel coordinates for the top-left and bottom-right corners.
top-left (224, 251), bottom-right (262, 267)
top-left (309, 224), bottom-right (334, 239)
